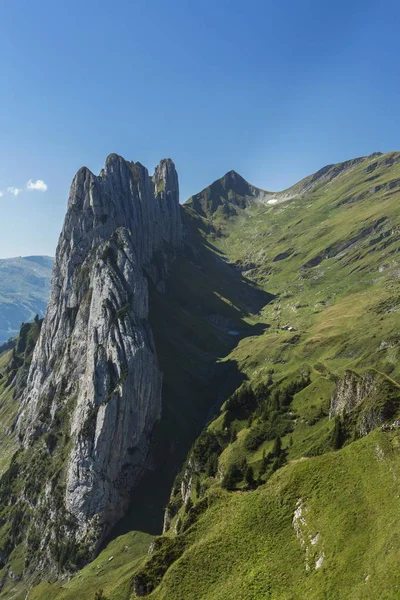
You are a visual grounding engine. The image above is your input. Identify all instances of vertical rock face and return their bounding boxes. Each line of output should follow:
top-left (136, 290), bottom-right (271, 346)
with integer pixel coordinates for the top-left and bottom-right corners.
top-left (17, 154), bottom-right (182, 551)
top-left (329, 370), bottom-right (377, 418)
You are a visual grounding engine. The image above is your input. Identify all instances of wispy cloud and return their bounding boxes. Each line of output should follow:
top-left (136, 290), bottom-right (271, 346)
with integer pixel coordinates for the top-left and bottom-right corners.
top-left (0, 178), bottom-right (48, 198)
top-left (27, 179), bottom-right (48, 192)
top-left (7, 186), bottom-right (21, 197)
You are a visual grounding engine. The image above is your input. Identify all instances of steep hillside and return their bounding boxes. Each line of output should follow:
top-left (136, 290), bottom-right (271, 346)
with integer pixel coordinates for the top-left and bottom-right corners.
top-left (189, 151), bottom-right (400, 387)
top-left (124, 150), bottom-right (400, 599)
top-left (0, 155), bottom-right (269, 598)
top-left (0, 256), bottom-right (53, 344)
top-left (139, 429), bottom-right (400, 600)
top-left (0, 318), bottom-right (43, 474)
top-left (3, 150), bottom-right (400, 599)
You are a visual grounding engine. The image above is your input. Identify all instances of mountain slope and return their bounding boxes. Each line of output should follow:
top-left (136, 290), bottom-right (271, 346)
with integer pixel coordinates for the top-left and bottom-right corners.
top-left (2, 150), bottom-right (400, 599)
top-left (0, 155), bottom-right (270, 598)
top-left (0, 256), bottom-right (53, 344)
top-left (144, 429), bottom-right (400, 600)
top-left (125, 150), bottom-right (400, 599)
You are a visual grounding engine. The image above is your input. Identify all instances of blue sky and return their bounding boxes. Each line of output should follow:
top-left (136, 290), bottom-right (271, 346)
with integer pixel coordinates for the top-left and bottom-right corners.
top-left (1, 0), bottom-right (400, 257)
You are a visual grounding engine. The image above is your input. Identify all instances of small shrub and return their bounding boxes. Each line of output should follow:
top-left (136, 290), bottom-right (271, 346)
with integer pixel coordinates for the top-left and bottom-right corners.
top-left (222, 461), bottom-right (244, 490)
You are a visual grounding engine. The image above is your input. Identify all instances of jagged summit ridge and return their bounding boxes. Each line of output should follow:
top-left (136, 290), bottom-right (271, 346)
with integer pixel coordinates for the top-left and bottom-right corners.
top-left (16, 154), bottom-right (183, 558)
top-left (64, 154), bottom-right (181, 260)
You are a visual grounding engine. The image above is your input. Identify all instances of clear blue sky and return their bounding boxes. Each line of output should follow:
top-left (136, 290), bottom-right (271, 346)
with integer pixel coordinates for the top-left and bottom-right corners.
top-left (1, 0), bottom-right (400, 257)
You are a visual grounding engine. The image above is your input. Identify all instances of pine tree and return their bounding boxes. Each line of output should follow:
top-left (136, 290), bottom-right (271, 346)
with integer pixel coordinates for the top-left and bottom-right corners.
top-left (222, 462), bottom-right (242, 490)
top-left (260, 449), bottom-right (269, 475)
top-left (195, 477), bottom-right (201, 497)
top-left (245, 465), bottom-right (255, 488)
top-left (206, 453), bottom-right (218, 477)
top-left (272, 435), bottom-right (282, 457)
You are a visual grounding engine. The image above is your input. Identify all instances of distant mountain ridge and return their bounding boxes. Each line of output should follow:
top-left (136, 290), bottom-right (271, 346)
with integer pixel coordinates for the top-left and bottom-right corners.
top-left (0, 255), bottom-right (53, 344)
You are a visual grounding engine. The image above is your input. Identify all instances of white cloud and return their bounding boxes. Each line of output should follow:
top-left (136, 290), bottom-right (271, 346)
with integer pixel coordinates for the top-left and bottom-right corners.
top-left (7, 187), bottom-right (21, 196)
top-left (3, 178), bottom-right (48, 197)
top-left (27, 179), bottom-right (48, 192)
top-left (267, 198), bottom-right (278, 205)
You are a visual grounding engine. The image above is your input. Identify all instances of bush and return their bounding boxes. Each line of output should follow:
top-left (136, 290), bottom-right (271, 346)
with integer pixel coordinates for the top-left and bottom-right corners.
top-left (222, 460), bottom-right (246, 490)
top-left (245, 421), bottom-right (276, 451)
top-left (192, 431), bottom-right (222, 471)
top-left (206, 453), bottom-right (218, 477)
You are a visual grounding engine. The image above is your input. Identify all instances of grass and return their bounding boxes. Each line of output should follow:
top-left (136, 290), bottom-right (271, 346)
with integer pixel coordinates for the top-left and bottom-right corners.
top-left (6, 151), bottom-right (400, 598)
top-left (27, 531), bottom-right (153, 600)
top-left (0, 349), bottom-right (19, 475)
top-left (190, 151), bottom-right (400, 395)
top-left (147, 430), bottom-right (400, 600)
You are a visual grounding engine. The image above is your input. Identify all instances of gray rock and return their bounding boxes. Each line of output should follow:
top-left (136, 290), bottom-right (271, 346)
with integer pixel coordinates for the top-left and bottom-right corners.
top-left (17, 154), bottom-right (182, 552)
top-left (329, 370), bottom-right (376, 418)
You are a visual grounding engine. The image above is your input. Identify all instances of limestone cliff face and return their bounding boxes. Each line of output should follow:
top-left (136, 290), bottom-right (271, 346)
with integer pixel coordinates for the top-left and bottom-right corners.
top-left (329, 370), bottom-right (377, 418)
top-left (17, 154), bottom-right (182, 550)
top-left (329, 370), bottom-right (400, 437)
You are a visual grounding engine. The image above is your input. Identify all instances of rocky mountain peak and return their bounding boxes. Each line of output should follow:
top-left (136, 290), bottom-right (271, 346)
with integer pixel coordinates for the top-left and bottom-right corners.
top-left (186, 169), bottom-right (270, 219)
top-left (15, 154), bottom-right (183, 562)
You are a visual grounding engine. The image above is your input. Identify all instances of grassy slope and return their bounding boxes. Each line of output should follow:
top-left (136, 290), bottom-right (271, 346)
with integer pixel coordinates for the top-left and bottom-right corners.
top-left (27, 532), bottom-right (153, 600)
top-left (204, 152), bottom-right (400, 389)
top-left (0, 349), bottom-right (18, 475)
top-left (39, 428), bottom-right (400, 599)
top-left (26, 151), bottom-right (400, 598)
top-left (150, 429), bottom-right (400, 600)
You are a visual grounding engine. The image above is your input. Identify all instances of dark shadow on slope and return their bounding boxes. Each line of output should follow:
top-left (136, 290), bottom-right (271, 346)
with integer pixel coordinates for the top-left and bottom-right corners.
top-left (106, 209), bottom-right (273, 540)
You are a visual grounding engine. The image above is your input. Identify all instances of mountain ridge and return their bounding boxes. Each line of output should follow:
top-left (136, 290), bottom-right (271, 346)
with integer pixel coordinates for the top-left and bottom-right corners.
top-left (186, 151), bottom-right (391, 221)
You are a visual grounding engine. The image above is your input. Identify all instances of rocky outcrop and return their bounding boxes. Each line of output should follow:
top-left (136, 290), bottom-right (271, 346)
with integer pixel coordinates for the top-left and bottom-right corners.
top-left (330, 370), bottom-right (377, 418)
top-left (162, 457), bottom-right (197, 534)
top-left (16, 154), bottom-right (182, 556)
top-left (330, 370), bottom-right (400, 437)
